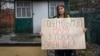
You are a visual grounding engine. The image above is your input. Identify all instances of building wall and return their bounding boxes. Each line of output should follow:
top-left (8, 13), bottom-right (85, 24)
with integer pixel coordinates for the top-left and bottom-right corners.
top-left (0, 9), bottom-right (14, 28)
top-left (0, 46), bottom-right (47, 56)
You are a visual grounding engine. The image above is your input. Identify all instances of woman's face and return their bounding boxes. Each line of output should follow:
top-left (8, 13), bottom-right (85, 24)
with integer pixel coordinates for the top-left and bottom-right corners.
top-left (58, 6), bottom-right (65, 15)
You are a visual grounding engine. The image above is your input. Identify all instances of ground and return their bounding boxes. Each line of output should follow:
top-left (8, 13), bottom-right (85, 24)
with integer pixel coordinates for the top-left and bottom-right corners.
top-left (76, 42), bottom-right (100, 56)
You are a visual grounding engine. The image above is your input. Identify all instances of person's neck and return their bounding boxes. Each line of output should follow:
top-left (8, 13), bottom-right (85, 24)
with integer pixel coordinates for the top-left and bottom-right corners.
top-left (59, 14), bottom-right (64, 18)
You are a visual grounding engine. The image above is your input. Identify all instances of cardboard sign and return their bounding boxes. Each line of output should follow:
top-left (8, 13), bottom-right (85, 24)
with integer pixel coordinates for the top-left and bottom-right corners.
top-left (41, 18), bottom-right (86, 50)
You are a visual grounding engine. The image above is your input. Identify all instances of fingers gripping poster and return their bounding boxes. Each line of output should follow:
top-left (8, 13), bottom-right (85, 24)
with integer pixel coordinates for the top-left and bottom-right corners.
top-left (41, 18), bottom-right (86, 50)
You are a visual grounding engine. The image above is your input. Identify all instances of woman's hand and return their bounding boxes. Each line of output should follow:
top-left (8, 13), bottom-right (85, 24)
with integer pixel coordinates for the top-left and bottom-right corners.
top-left (39, 32), bottom-right (43, 36)
top-left (83, 28), bottom-right (87, 32)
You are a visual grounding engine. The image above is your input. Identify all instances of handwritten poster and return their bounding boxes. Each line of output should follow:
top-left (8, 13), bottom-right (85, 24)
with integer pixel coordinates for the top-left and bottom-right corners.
top-left (41, 18), bottom-right (86, 49)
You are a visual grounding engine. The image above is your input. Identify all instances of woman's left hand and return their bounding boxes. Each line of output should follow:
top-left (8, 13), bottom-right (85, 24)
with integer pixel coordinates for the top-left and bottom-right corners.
top-left (83, 28), bottom-right (87, 32)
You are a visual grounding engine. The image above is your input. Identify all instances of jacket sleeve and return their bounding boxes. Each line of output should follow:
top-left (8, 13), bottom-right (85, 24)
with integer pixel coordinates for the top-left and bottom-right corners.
top-left (53, 16), bottom-right (57, 18)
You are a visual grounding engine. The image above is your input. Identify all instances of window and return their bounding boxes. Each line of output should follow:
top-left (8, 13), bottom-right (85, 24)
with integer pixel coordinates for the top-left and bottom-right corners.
top-left (16, 2), bottom-right (32, 18)
top-left (49, 1), bottom-right (64, 18)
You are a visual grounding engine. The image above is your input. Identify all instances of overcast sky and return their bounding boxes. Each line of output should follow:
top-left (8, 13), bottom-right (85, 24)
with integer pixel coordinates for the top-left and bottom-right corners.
top-left (1, 1), bottom-right (14, 9)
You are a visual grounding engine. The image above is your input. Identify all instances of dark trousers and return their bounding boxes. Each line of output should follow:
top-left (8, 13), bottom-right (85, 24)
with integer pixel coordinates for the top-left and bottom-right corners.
top-left (55, 50), bottom-right (73, 56)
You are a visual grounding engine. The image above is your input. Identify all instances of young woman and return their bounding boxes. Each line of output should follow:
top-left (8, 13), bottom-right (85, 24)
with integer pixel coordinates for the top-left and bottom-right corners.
top-left (54, 4), bottom-right (73, 56)
top-left (40, 4), bottom-right (87, 56)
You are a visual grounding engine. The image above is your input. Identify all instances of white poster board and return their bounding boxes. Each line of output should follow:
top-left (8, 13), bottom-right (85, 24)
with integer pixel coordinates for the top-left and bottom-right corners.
top-left (41, 17), bottom-right (86, 50)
